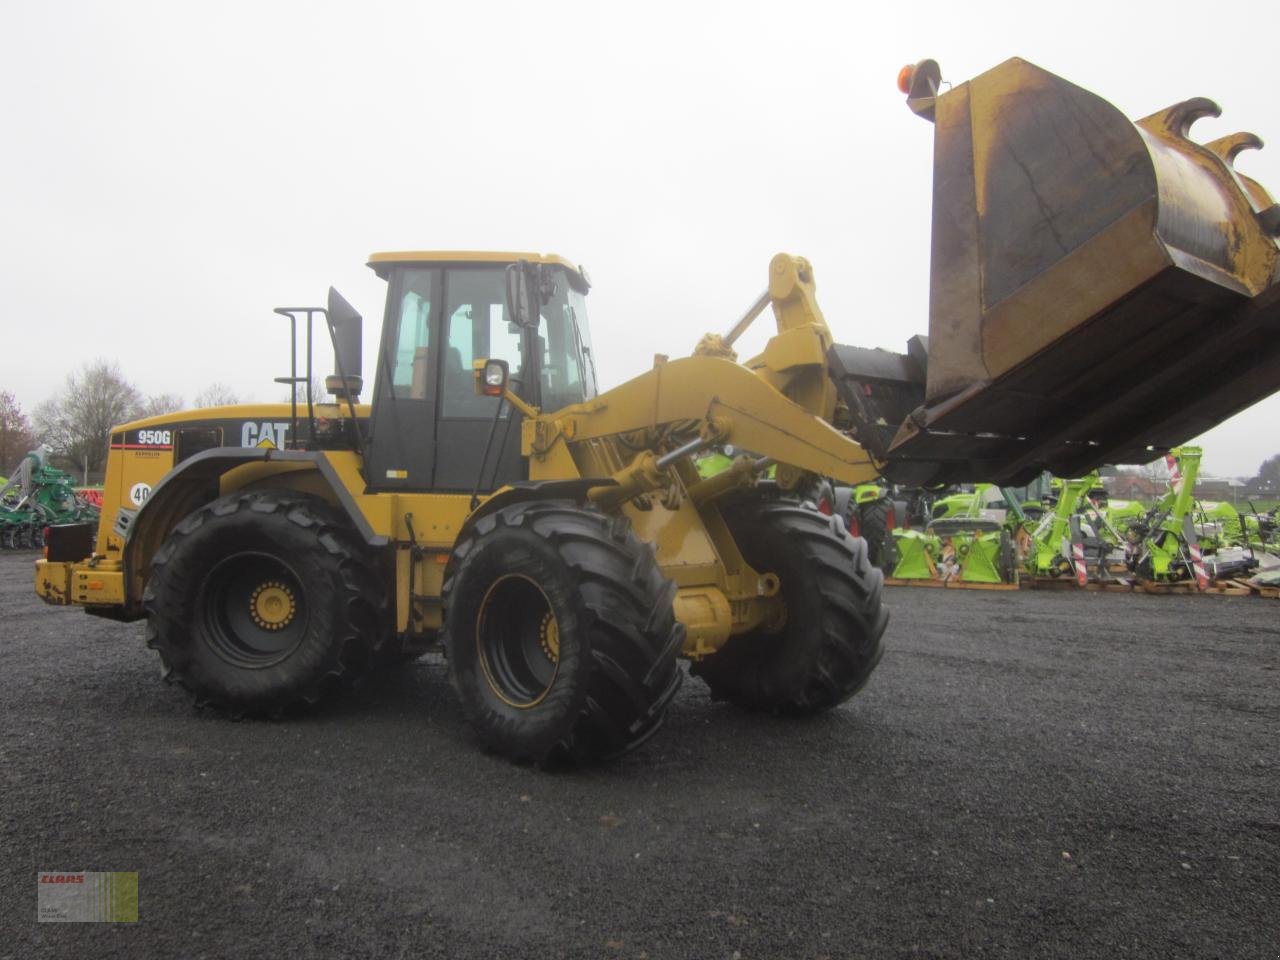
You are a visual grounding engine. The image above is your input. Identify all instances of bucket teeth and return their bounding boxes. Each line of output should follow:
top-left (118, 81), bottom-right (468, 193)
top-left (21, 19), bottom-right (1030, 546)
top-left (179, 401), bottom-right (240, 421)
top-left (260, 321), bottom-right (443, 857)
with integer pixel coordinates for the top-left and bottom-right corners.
top-left (1204, 131), bottom-right (1264, 165)
top-left (1138, 96), bottom-right (1221, 139)
top-left (1203, 132), bottom-right (1278, 217)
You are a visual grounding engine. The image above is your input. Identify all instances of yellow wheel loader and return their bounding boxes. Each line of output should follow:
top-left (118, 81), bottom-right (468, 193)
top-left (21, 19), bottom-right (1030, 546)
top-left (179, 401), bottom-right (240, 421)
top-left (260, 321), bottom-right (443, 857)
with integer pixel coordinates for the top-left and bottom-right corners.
top-left (36, 57), bottom-right (1280, 765)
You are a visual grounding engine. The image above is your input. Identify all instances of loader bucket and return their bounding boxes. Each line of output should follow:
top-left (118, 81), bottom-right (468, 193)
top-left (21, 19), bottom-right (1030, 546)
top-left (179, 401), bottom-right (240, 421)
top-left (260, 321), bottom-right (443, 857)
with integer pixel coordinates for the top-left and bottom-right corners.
top-left (833, 58), bottom-right (1280, 486)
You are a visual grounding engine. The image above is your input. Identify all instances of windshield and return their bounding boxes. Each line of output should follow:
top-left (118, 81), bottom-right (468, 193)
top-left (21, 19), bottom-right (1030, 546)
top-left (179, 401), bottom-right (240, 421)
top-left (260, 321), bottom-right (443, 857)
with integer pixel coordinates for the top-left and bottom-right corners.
top-left (538, 268), bottom-right (598, 412)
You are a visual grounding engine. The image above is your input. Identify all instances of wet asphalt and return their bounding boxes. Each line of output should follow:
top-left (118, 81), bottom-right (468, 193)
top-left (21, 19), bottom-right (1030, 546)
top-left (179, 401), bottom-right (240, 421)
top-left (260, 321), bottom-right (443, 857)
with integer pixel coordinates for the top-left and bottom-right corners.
top-left (1, 551), bottom-right (1277, 959)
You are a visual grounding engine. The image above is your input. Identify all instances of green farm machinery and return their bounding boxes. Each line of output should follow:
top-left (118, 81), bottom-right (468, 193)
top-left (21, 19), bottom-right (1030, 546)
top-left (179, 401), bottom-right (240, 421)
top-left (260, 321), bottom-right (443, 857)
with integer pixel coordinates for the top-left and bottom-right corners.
top-left (0, 449), bottom-right (99, 550)
top-left (1022, 472), bottom-right (1128, 585)
top-left (1197, 499), bottom-right (1280, 554)
top-left (889, 474), bottom-right (1130, 587)
top-left (887, 484), bottom-right (1019, 585)
top-left (1126, 447), bottom-right (1260, 588)
top-left (1102, 499), bottom-right (1148, 544)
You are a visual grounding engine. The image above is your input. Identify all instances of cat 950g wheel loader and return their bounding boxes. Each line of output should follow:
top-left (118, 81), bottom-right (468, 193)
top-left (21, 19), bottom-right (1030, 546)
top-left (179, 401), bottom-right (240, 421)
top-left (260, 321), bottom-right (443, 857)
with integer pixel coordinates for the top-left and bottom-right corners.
top-left (36, 57), bottom-right (1280, 765)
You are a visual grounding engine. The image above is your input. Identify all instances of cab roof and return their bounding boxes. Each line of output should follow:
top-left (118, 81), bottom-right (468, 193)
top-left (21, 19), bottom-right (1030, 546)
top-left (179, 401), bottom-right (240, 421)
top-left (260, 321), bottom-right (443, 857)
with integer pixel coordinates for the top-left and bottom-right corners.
top-left (367, 250), bottom-right (585, 284)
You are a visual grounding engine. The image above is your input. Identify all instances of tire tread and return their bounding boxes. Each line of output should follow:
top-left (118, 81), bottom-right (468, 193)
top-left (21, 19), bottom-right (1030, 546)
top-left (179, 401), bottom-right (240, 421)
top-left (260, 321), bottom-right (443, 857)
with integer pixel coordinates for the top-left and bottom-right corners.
top-left (691, 499), bottom-right (888, 715)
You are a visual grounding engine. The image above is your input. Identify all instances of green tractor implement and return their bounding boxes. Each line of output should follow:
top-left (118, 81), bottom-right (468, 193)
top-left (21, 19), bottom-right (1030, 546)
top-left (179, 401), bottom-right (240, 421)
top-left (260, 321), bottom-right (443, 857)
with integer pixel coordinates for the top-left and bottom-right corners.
top-left (888, 483), bottom-right (1018, 585)
top-left (1197, 499), bottom-right (1280, 554)
top-left (1101, 498), bottom-right (1148, 545)
top-left (1023, 472), bottom-right (1128, 585)
top-left (1127, 447), bottom-right (1259, 588)
top-left (0, 449), bottom-right (100, 550)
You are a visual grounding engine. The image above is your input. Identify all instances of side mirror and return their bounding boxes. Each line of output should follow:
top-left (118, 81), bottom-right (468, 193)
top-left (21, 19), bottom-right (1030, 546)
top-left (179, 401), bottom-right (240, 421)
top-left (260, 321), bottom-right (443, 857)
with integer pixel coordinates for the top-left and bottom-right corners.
top-left (474, 358), bottom-right (509, 397)
top-left (505, 262), bottom-right (537, 327)
top-left (325, 287), bottom-right (364, 400)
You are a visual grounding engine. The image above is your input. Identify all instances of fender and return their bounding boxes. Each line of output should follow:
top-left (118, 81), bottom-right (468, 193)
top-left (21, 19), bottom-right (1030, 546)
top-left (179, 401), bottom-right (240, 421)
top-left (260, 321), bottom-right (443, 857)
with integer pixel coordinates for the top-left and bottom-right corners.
top-left (436, 477), bottom-right (619, 612)
top-left (455, 477), bottom-right (617, 541)
top-left (120, 448), bottom-right (388, 612)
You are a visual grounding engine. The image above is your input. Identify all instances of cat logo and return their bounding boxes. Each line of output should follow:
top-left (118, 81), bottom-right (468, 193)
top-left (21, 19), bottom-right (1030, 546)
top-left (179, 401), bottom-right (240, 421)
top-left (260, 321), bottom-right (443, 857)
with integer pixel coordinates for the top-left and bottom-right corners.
top-left (241, 422), bottom-right (291, 449)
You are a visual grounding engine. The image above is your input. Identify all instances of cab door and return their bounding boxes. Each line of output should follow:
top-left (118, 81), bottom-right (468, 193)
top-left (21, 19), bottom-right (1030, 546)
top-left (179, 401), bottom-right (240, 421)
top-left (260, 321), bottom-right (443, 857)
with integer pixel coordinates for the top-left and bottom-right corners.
top-left (431, 266), bottom-right (527, 491)
top-left (366, 266), bottom-right (440, 490)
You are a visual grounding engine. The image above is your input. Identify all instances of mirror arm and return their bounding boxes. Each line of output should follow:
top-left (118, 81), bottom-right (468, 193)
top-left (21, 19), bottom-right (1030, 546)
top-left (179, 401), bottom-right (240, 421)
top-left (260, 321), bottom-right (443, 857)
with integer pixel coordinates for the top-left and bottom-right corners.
top-left (502, 386), bottom-right (539, 420)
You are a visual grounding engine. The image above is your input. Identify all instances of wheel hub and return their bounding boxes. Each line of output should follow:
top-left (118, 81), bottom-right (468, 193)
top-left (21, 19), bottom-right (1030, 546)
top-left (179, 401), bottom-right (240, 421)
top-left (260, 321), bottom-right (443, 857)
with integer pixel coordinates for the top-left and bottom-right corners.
top-left (249, 582), bottom-right (296, 631)
top-left (539, 612), bottom-right (560, 663)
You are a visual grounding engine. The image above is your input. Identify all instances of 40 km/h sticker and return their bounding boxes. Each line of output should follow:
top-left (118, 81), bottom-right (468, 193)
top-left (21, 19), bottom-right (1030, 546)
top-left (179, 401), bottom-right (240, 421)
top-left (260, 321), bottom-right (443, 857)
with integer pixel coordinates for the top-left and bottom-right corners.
top-left (129, 483), bottom-right (152, 506)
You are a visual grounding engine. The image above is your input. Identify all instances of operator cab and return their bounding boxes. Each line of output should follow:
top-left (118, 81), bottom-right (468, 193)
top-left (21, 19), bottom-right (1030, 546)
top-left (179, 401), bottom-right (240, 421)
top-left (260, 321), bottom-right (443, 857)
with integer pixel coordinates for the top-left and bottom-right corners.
top-left (365, 252), bottom-right (597, 492)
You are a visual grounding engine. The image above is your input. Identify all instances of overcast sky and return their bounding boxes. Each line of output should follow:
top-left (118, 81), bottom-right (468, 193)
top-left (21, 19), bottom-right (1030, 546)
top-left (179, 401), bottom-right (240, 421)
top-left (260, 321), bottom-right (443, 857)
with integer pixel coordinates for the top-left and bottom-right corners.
top-left (3, 0), bottom-right (1277, 477)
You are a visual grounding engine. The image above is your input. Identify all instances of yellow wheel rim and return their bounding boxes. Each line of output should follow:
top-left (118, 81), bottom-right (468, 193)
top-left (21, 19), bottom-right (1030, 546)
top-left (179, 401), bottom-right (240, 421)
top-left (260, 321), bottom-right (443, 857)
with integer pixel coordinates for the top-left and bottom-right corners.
top-left (249, 582), bottom-right (296, 631)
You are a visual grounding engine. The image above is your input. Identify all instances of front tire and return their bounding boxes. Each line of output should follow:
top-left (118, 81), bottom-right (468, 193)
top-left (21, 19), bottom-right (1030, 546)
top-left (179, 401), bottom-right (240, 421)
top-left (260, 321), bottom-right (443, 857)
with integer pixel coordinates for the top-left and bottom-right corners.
top-left (144, 491), bottom-right (386, 714)
top-left (443, 501), bottom-right (683, 766)
top-left (690, 499), bottom-right (888, 715)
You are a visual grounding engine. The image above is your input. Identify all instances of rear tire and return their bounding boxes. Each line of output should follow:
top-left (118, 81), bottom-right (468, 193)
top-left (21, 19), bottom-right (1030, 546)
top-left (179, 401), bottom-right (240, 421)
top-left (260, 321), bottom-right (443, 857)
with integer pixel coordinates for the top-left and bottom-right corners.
top-left (443, 500), bottom-right (683, 766)
top-left (858, 497), bottom-right (894, 568)
top-left (690, 499), bottom-right (888, 715)
top-left (144, 491), bottom-right (386, 714)
top-left (998, 529), bottom-right (1017, 583)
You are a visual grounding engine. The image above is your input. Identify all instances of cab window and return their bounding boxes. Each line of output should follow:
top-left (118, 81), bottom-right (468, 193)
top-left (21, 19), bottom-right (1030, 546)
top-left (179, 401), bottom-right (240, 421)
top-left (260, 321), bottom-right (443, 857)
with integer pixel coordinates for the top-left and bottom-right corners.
top-left (391, 269), bottom-right (439, 399)
top-left (538, 276), bottom-right (597, 412)
top-left (440, 268), bottom-right (523, 418)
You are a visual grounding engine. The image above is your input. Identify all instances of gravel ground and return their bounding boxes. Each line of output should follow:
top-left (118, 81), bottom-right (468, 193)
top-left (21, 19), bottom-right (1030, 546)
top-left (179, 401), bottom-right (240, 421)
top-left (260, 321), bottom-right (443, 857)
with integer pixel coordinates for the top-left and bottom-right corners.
top-left (1, 550), bottom-right (1277, 959)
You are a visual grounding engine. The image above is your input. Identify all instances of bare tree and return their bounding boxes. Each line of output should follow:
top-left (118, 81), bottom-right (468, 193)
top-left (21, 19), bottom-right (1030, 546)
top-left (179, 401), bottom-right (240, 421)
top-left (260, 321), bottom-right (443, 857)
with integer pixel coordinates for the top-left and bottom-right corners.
top-left (0, 390), bottom-right (37, 475)
top-left (194, 382), bottom-right (240, 408)
top-left (34, 361), bottom-right (143, 478)
top-left (282, 376), bottom-right (327, 405)
top-left (138, 393), bottom-right (185, 418)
